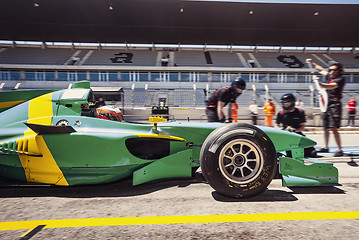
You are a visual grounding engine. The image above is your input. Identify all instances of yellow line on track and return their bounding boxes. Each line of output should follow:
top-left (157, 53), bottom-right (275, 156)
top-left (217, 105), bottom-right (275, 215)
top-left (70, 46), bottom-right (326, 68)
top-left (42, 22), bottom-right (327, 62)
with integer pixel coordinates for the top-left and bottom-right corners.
top-left (1, 211), bottom-right (358, 231)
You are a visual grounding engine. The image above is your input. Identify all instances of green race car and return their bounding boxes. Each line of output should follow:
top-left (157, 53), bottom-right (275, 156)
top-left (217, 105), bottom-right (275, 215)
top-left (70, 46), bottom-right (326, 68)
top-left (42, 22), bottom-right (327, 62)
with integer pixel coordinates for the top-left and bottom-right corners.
top-left (0, 82), bottom-right (338, 198)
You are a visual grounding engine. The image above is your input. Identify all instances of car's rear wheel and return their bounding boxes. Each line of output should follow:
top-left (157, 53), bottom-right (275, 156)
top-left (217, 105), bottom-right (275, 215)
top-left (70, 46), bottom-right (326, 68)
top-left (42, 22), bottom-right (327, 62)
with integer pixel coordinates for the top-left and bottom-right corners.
top-left (200, 123), bottom-right (277, 198)
top-left (56, 120), bottom-right (69, 126)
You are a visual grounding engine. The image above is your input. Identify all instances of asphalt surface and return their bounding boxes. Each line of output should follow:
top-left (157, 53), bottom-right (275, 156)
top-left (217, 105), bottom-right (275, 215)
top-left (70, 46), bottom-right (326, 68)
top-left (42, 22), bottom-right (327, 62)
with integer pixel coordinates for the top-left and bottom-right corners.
top-left (0, 131), bottom-right (358, 239)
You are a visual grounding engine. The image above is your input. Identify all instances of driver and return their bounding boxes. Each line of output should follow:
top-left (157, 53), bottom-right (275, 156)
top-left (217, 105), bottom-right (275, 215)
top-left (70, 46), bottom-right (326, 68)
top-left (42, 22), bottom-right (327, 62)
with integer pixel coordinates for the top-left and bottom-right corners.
top-left (81, 103), bottom-right (96, 117)
top-left (95, 106), bottom-right (124, 122)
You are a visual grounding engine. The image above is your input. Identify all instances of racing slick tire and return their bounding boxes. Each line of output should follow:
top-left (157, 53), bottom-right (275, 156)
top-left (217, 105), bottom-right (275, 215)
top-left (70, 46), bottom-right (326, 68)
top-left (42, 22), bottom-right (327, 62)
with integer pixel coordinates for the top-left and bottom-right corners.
top-left (56, 120), bottom-right (69, 126)
top-left (200, 123), bottom-right (277, 198)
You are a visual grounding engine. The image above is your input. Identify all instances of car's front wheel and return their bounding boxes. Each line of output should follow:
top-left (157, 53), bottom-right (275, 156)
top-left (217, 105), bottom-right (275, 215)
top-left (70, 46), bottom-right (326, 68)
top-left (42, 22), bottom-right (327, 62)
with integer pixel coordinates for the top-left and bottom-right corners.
top-left (200, 123), bottom-right (277, 198)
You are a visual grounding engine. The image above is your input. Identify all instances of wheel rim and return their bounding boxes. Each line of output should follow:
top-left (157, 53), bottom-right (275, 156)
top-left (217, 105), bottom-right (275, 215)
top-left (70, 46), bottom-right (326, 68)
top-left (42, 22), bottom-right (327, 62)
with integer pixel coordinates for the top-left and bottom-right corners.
top-left (219, 139), bottom-right (264, 184)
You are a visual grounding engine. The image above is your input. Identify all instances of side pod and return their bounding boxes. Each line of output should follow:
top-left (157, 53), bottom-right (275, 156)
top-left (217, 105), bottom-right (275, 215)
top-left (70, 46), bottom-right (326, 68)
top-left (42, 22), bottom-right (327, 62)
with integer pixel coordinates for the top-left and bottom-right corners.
top-left (133, 149), bottom-right (194, 186)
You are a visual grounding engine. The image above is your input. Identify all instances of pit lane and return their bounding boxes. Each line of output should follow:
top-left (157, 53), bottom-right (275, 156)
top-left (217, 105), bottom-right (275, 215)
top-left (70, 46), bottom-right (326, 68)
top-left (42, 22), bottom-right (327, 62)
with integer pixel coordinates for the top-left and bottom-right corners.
top-left (0, 133), bottom-right (358, 239)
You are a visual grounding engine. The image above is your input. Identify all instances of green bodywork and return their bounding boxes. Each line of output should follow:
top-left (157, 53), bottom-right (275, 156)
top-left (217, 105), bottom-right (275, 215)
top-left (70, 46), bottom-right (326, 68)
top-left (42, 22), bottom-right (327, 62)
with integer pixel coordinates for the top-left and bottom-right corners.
top-left (0, 89), bottom-right (55, 113)
top-left (264, 127), bottom-right (338, 186)
top-left (0, 81), bottom-right (338, 188)
top-left (280, 157), bottom-right (338, 186)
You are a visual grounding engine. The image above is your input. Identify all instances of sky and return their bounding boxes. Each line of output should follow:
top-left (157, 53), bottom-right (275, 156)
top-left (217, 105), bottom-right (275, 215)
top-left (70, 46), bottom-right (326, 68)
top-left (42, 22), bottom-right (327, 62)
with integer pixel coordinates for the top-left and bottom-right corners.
top-left (191, 0), bottom-right (359, 4)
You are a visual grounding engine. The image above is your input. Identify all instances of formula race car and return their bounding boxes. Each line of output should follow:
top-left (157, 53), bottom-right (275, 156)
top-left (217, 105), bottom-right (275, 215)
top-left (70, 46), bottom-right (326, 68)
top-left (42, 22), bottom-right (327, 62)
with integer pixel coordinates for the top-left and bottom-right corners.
top-left (0, 82), bottom-right (338, 198)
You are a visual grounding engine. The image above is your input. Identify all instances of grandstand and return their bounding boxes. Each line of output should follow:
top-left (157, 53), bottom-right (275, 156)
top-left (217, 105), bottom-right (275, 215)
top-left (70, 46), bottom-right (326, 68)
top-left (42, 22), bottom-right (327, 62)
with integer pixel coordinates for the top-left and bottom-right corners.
top-left (1, 1), bottom-right (359, 124)
top-left (1, 43), bottom-right (359, 125)
top-left (1, 45), bottom-right (359, 69)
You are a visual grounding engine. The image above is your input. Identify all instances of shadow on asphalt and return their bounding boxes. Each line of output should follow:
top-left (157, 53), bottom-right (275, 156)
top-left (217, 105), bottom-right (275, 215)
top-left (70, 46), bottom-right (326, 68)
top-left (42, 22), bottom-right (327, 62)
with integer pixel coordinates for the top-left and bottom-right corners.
top-left (347, 160), bottom-right (359, 167)
top-left (0, 174), bottom-right (345, 200)
top-left (211, 189), bottom-right (298, 202)
top-left (0, 173), bottom-right (207, 198)
top-left (212, 185), bottom-right (345, 202)
top-left (288, 186), bottom-right (345, 195)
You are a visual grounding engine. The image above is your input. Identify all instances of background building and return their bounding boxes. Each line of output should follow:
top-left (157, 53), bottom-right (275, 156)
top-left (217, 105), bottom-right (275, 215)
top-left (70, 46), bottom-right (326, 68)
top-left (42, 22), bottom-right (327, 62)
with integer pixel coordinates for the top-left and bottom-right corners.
top-left (1, 0), bottom-right (358, 122)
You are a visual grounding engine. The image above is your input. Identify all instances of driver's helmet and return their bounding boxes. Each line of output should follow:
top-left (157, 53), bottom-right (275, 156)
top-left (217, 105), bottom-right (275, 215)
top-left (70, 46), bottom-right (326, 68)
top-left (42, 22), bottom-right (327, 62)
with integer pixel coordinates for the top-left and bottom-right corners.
top-left (96, 106), bottom-right (124, 121)
top-left (231, 78), bottom-right (246, 90)
top-left (280, 93), bottom-right (296, 111)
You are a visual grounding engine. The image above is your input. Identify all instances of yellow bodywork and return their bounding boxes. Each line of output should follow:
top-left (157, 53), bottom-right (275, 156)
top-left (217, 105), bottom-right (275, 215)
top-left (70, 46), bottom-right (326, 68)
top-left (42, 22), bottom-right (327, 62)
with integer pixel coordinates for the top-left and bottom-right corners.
top-left (16, 93), bottom-right (69, 185)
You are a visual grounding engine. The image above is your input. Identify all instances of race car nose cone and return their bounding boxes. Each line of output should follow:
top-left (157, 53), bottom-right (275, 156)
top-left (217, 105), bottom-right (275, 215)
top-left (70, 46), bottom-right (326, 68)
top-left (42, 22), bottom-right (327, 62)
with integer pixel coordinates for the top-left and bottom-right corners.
top-left (298, 135), bottom-right (317, 148)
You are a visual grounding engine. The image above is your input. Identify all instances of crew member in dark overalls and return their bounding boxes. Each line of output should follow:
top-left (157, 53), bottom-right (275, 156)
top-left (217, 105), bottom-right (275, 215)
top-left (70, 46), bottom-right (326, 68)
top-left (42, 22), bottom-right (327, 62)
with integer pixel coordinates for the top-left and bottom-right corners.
top-left (205, 78), bottom-right (246, 122)
top-left (306, 59), bottom-right (346, 157)
top-left (276, 93), bottom-right (317, 158)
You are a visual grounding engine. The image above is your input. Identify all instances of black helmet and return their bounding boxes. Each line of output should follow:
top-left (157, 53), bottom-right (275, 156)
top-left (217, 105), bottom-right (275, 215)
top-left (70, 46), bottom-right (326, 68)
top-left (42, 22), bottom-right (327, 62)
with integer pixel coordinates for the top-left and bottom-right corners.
top-left (231, 78), bottom-right (246, 90)
top-left (280, 93), bottom-right (296, 103)
top-left (280, 93), bottom-right (296, 111)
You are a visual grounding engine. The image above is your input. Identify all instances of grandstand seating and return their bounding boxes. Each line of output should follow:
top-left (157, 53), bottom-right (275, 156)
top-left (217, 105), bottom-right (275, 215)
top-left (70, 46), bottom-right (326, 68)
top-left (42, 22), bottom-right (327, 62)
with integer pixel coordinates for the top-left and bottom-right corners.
top-left (82, 49), bottom-right (158, 66)
top-left (0, 47), bottom-right (75, 65)
top-left (173, 51), bottom-right (208, 67)
top-left (1, 46), bottom-right (359, 68)
top-left (124, 88), bottom-right (202, 107)
top-left (121, 87), bottom-right (314, 109)
top-left (252, 52), bottom-right (313, 68)
top-left (325, 53), bottom-right (359, 68)
top-left (207, 51), bottom-right (245, 67)
top-left (1, 45), bottom-right (358, 117)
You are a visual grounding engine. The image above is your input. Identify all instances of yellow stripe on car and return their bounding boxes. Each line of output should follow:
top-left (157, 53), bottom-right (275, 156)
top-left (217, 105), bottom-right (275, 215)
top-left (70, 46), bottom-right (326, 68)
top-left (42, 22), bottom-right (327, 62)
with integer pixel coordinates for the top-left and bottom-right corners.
top-left (18, 93), bottom-right (68, 186)
top-left (27, 93), bottom-right (53, 126)
top-left (136, 134), bottom-right (186, 142)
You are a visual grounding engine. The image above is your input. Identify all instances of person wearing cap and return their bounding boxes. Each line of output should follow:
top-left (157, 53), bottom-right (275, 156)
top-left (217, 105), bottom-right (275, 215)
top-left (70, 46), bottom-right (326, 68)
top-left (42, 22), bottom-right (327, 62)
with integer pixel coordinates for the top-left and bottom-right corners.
top-left (205, 78), bottom-right (246, 122)
top-left (306, 59), bottom-right (346, 157)
top-left (276, 93), bottom-right (317, 158)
